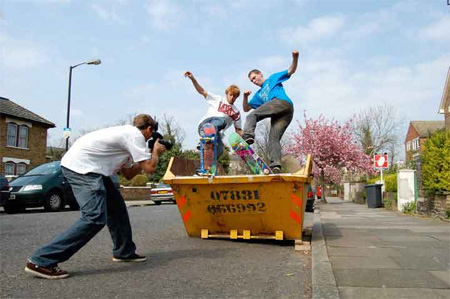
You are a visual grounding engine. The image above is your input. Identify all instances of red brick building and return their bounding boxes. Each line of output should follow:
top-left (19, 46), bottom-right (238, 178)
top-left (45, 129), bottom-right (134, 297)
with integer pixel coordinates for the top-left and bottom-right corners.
top-left (404, 121), bottom-right (445, 163)
top-left (438, 67), bottom-right (450, 131)
top-left (0, 97), bottom-right (55, 177)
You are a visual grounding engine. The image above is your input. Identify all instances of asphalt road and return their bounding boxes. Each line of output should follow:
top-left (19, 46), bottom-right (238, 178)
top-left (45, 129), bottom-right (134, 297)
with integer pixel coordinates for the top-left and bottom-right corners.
top-left (0, 204), bottom-right (312, 299)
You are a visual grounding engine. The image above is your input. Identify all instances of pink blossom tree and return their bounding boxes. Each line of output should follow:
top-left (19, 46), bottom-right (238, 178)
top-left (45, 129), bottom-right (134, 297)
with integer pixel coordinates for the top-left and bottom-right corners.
top-left (287, 113), bottom-right (373, 201)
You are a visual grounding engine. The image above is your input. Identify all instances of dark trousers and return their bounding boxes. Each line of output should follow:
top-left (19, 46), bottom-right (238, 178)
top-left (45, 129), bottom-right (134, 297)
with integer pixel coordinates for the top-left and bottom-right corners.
top-left (243, 99), bottom-right (293, 168)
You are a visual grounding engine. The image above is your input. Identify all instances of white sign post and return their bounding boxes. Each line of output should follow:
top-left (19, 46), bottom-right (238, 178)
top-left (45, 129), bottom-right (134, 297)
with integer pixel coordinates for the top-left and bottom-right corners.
top-left (374, 153), bottom-right (389, 192)
top-left (63, 127), bottom-right (72, 139)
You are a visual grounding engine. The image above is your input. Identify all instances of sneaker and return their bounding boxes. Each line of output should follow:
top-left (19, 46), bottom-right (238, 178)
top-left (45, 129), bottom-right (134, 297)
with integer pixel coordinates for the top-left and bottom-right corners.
top-left (112, 253), bottom-right (146, 262)
top-left (24, 260), bottom-right (69, 279)
top-left (272, 166), bottom-right (281, 174)
top-left (245, 137), bottom-right (254, 145)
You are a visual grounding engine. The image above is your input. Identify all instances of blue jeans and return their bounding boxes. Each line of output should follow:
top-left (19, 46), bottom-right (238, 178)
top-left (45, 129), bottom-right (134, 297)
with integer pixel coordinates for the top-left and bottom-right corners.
top-left (198, 117), bottom-right (227, 157)
top-left (29, 167), bottom-right (136, 267)
top-left (243, 99), bottom-right (293, 168)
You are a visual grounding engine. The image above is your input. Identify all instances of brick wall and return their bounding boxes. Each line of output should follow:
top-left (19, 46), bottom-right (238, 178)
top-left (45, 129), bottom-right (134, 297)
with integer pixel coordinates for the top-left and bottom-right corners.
top-left (404, 124), bottom-right (419, 163)
top-left (445, 111), bottom-right (450, 131)
top-left (0, 116), bottom-right (47, 173)
top-left (120, 186), bottom-right (151, 201)
top-left (417, 193), bottom-right (450, 218)
top-left (0, 116), bottom-right (50, 173)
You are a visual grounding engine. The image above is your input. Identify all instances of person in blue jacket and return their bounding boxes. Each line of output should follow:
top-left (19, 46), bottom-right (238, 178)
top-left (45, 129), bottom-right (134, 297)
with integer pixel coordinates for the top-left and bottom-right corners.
top-left (242, 50), bottom-right (299, 173)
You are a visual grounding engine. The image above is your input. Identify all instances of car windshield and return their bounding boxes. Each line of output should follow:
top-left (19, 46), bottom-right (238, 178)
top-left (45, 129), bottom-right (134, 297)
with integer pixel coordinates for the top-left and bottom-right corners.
top-left (157, 183), bottom-right (170, 188)
top-left (25, 162), bottom-right (61, 176)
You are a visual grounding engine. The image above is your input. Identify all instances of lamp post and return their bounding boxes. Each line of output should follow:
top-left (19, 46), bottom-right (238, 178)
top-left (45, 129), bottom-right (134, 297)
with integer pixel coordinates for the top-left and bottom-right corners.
top-left (65, 59), bottom-right (101, 151)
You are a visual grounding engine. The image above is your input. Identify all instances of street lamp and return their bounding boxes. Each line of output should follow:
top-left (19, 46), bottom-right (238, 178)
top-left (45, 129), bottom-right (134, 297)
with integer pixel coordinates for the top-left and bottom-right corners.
top-left (65, 59), bottom-right (101, 151)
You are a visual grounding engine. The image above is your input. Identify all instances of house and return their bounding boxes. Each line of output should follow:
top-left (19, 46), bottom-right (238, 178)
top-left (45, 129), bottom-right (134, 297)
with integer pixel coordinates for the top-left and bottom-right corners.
top-left (439, 67), bottom-right (450, 130)
top-left (0, 97), bottom-right (55, 177)
top-left (404, 120), bottom-right (445, 163)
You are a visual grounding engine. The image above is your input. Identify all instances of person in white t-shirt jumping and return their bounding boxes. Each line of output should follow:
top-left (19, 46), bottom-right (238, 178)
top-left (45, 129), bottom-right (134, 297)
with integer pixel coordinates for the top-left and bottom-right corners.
top-left (25, 114), bottom-right (166, 280)
top-left (184, 71), bottom-right (243, 158)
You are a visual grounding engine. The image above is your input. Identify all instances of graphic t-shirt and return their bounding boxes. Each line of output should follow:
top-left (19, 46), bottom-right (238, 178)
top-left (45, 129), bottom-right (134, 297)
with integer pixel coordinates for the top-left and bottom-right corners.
top-left (198, 92), bottom-right (242, 131)
top-left (61, 125), bottom-right (151, 176)
top-left (248, 70), bottom-right (293, 109)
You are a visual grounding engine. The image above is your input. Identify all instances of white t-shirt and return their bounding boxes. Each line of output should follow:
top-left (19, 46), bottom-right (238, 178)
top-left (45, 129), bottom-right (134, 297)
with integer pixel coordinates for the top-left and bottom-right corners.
top-left (61, 125), bottom-right (151, 176)
top-left (197, 92), bottom-right (242, 131)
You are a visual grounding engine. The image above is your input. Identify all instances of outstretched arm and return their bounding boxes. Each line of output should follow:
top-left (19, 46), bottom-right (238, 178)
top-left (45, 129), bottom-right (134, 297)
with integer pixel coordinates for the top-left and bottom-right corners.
top-left (184, 71), bottom-right (207, 98)
top-left (287, 50), bottom-right (299, 76)
top-left (243, 90), bottom-right (253, 112)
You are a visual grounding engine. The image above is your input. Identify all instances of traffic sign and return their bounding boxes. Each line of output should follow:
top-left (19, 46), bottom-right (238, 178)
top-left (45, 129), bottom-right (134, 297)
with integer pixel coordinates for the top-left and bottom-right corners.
top-left (63, 127), bottom-right (71, 139)
top-left (374, 153), bottom-right (389, 169)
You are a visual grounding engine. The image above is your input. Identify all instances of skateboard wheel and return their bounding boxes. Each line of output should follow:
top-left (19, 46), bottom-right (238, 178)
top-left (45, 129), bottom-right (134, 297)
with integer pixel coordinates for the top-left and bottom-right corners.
top-left (263, 169), bottom-right (270, 175)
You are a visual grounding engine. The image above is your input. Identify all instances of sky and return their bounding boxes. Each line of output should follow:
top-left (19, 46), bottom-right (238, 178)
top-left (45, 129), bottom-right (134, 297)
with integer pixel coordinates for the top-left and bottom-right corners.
top-left (1, 0), bottom-right (449, 154)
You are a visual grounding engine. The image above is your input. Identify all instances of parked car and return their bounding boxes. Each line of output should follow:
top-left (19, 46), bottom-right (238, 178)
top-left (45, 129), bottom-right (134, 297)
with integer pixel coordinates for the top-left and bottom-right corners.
top-left (150, 183), bottom-right (175, 205)
top-left (0, 174), bottom-right (10, 208)
top-left (3, 161), bottom-right (77, 213)
top-left (306, 185), bottom-right (315, 213)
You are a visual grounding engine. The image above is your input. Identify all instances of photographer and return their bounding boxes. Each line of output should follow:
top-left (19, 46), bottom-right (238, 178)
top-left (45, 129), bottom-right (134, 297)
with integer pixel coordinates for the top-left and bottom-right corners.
top-left (25, 114), bottom-right (166, 280)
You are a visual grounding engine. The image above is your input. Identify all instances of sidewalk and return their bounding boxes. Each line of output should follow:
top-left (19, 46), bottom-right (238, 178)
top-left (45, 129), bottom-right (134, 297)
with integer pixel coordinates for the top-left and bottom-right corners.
top-left (312, 197), bottom-right (450, 299)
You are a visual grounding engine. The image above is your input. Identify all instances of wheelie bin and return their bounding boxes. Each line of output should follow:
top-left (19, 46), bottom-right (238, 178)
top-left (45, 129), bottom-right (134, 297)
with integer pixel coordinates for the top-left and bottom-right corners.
top-left (163, 155), bottom-right (313, 247)
top-left (365, 184), bottom-right (383, 208)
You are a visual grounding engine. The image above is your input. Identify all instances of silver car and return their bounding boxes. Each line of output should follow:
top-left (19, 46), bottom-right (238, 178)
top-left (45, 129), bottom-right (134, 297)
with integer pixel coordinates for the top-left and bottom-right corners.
top-left (150, 183), bottom-right (175, 205)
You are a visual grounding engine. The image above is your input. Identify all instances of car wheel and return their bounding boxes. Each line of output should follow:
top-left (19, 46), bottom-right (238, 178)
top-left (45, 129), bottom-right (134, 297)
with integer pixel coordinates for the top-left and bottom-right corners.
top-left (45, 191), bottom-right (64, 212)
top-left (4, 204), bottom-right (25, 214)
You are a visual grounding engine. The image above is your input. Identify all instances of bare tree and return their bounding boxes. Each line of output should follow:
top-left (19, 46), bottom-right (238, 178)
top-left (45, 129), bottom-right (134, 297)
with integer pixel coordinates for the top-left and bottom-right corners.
top-left (157, 114), bottom-right (185, 145)
top-left (352, 104), bottom-right (402, 161)
top-left (254, 119), bottom-right (291, 164)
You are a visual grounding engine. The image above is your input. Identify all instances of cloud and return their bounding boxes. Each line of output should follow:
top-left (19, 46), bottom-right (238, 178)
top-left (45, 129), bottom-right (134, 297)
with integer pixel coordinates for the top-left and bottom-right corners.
top-left (0, 31), bottom-right (49, 69)
top-left (91, 4), bottom-right (115, 21)
top-left (146, 0), bottom-right (182, 30)
top-left (280, 15), bottom-right (345, 44)
top-left (418, 16), bottom-right (450, 41)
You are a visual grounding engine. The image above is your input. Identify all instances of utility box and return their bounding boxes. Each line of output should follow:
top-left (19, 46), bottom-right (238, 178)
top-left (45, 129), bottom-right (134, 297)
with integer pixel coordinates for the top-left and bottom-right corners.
top-left (365, 184), bottom-right (383, 208)
top-left (163, 155), bottom-right (313, 245)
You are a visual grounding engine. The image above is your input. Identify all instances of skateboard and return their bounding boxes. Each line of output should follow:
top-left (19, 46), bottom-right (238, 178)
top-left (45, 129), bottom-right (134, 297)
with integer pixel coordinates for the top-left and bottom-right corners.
top-left (199, 123), bottom-right (217, 176)
top-left (228, 133), bottom-right (271, 175)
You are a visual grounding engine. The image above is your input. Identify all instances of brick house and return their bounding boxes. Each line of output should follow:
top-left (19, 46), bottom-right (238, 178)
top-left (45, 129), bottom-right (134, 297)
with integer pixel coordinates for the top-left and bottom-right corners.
top-left (438, 67), bottom-right (450, 130)
top-left (404, 121), bottom-right (445, 163)
top-left (0, 97), bottom-right (55, 177)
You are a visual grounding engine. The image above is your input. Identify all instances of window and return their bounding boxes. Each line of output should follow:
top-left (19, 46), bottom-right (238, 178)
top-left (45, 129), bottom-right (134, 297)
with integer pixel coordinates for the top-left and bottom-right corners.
top-left (406, 141), bottom-right (411, 151)
top-left (18, 126), bottom-right (28, 148)
top-left (6, 123), bottom-right (29, 148)
top-left (412, 138), bottom-right (420, 151)
top-left (7, 123), bottom-right (17, 146)
top-left (5, 163), bottom-right (15, 175)
top-left (17, 164), bottom-right (27, 175)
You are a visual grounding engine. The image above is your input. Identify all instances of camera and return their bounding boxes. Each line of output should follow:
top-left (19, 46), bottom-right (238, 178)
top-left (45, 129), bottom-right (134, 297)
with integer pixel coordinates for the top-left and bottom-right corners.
top-left (147, 128), bottom-right (174, 151)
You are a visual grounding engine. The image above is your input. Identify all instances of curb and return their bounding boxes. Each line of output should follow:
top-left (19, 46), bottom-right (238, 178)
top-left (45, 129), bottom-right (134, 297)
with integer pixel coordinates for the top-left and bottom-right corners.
top-left (311, 206), bottom-right (339, 299)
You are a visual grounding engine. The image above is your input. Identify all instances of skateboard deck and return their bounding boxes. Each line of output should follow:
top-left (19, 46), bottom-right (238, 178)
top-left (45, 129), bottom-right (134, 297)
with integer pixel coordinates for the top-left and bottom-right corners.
top-left (199, 123), bottom-right (217, 176)
top-left (229, 133), bottom-right (271, 175)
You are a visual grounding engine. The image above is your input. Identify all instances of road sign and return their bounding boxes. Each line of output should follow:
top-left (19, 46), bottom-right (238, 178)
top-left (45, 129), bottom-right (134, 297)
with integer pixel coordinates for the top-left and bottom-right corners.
top-left (63, 127), bottom-right (71, 139)
top-left (374, 153), bottom-right (389, 169)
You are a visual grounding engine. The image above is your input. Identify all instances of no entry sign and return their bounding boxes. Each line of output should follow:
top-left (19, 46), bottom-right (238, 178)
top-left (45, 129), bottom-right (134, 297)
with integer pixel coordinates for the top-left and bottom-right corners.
top-left (374, 153), bottom-right (389, 169)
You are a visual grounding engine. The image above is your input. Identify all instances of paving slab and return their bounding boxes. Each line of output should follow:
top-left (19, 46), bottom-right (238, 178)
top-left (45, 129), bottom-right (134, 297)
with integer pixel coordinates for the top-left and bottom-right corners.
top-left (339, 287), bottom-right (450, 299)
top-left (330, 256), bottom-right (401, 269)
top-left (316, 198), bottom-right (450, 298)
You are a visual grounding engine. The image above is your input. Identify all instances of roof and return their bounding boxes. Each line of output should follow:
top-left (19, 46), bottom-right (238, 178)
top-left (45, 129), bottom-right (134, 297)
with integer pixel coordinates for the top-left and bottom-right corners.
top-left (439, 67), bottom-right (450, 114)
top-left (410, 121), bottom-right (445, 138)
top-left (0, 97), bottom-right (55, 128)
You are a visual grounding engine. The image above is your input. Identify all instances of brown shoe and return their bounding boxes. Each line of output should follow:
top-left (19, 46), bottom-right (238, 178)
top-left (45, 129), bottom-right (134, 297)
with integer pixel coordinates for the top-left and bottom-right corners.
top-left (24, 261), bottom-right (69, 279)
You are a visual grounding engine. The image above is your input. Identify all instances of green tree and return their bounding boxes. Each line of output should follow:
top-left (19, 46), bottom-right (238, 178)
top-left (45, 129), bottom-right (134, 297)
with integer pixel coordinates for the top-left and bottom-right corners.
top-left (421, 130), bottom-right (450, 193)
top-left (218, 145), bottom-right (231, 173)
